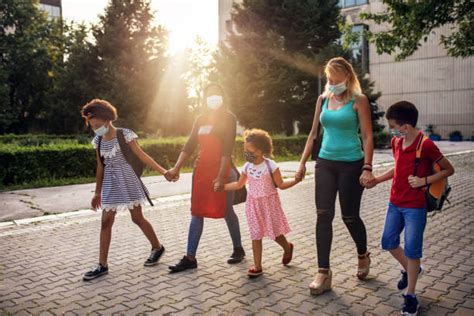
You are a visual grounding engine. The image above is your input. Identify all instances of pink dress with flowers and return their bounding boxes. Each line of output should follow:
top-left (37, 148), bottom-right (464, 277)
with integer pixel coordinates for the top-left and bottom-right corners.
top-left (243, 159), bottom-right (291, 240)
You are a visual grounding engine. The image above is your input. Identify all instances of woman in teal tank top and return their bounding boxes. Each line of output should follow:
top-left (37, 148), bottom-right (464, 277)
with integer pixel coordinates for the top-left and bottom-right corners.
top-left (296, 57), bottom-right (375, 295)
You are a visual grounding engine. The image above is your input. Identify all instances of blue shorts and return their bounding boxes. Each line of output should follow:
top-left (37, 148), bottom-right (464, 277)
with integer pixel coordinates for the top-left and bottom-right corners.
top-left (381, 202), bottom-right (427, 259)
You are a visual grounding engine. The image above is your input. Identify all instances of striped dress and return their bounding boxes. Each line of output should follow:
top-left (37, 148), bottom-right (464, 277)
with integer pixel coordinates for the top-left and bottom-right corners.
top-left (92, 128), bottom-right (150, 212)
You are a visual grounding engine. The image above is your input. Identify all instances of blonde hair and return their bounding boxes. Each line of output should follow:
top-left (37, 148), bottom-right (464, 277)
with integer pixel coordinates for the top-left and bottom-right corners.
top-left (323, 57), bottom-right (362, 103)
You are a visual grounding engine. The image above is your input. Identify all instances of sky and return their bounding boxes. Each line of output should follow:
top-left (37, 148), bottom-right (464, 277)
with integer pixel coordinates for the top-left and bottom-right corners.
top-left (61, 0), bottom-right (219, 54)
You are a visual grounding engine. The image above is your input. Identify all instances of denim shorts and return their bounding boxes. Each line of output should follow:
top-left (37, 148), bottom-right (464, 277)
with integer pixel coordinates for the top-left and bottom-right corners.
top-left (381, 202), bottom-right (427, 259)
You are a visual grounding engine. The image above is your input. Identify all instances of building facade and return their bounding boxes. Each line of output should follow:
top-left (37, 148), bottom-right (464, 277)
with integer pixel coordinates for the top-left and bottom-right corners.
top-left (219, 0), bottom-right (474, 139)
top-left (39, 0), bottom-right (62, 19)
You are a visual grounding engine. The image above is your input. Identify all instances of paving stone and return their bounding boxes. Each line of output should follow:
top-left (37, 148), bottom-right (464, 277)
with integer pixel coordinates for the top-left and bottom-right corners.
top-left (0, 154), bottom-right (473, 315)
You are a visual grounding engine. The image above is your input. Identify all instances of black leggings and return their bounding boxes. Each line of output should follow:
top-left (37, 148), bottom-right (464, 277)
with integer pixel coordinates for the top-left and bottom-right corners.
top-left (315, 158), bottom-right (368, 268)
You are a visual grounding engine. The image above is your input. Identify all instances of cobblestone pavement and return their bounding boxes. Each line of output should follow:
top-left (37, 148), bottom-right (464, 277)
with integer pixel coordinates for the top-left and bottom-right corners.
top-left (1, 153), bottom-right (473, 315)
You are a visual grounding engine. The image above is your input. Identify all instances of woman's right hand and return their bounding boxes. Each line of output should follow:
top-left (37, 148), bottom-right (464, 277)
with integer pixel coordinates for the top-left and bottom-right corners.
top-left (295, 163), bottom-right (306, 182)
top-left (91, 193), bottom-right (101, 211)
top-left (165, 167), bottom-right (180, 182)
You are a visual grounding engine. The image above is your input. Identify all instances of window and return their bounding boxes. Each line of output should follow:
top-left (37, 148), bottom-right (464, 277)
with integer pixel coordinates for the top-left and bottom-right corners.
top-left (349, 24), bottom-right (369, 73)
top-left (339, 0), bottom-right (368, 8)
top-left (39, 4), bottom-right (61, 19)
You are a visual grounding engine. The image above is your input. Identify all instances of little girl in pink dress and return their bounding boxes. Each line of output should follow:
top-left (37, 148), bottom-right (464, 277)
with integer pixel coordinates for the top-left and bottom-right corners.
top-left (222, 129), bottom-right (301, 277)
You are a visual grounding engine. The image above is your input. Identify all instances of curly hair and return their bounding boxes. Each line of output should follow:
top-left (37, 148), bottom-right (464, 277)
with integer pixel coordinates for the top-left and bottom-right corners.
top-left (81, 99), bottom-right (118, 125)
top-left (244, 129), bottom-right (273, 157)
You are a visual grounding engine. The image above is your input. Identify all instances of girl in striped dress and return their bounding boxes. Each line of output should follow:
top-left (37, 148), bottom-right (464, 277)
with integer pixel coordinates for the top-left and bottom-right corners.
top-left (81, 99), bottom-right (167, 281)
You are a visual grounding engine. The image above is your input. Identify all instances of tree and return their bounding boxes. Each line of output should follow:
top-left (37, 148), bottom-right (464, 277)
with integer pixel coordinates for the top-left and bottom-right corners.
top-left (217, 0), bottom-right (385, 136)
top-left (91, 0), bottom-right (168, 132)
top-left (0, 0), bottom-right (62, 133)
top-left (361, 0), bottom-right (474, 60)
top-left (217, 0), bottom-right (343, 135)
top-left (147, 50), bottom-right (193, 136)
top-left (45, 23), bottom-right (101, 134)
top-left (183, 37), bottom-right (218, 113)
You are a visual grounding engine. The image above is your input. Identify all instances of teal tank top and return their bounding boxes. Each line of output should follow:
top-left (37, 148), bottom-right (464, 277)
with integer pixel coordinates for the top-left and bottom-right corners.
top-left (318, 98), bottom-right (364, 162)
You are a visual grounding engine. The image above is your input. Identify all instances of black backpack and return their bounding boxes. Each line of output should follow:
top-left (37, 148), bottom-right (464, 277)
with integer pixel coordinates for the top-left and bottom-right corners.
top-left (97, 128), bottom-right (153, 206)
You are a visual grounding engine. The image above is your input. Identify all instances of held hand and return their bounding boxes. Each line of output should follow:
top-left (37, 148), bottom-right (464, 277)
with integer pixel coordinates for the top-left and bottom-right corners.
top-left (91, 193), bottom-right (101, 211)
top-left (213, 178), bottom-right (224, 192)
top-left (359, 170), bottom-right (375, 187)
top-left (408, 175), bottom-right (426, 188)
top-left (165, 168), bottom-right (180, 182)
top-left (294, 173), bottom-right (302, 183)
top-left (365, 177), bottom-right (379, 189)
top-left (295, 164), bottom-right (306, 182)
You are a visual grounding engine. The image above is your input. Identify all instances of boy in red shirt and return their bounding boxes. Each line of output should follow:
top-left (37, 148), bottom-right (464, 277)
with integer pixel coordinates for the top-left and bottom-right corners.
top-left (367, 101), bottom-right (454, 315)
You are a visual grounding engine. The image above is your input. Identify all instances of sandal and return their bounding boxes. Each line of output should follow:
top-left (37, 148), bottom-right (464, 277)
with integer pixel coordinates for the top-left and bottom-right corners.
top-left (247, 266), bottom-right (263, 278)
top-left (309, 268), bottom-right (332, 295)
top-left (282, 242), bottom-right (294, 266)
top-left (356, 252), bottom-right (371, 280)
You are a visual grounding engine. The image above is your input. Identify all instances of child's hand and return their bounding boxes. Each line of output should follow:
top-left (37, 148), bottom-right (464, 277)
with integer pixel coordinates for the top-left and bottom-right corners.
top-left (91, 193), bottom-right (101, 211)
top-left (294, 173), bottom-right (302, 183)
top-left (213, 178), bottom-right (224, 192)
top-left (295, 164), bottom-right (306, 181)
top-left (408, 175), bottom-right (426, 188)
top-left (365, 177), bottom-right (379, 189)
top-left (165, 168), bottom-right (180, 182)
top-left (359, 170), bottom-right (375, 187)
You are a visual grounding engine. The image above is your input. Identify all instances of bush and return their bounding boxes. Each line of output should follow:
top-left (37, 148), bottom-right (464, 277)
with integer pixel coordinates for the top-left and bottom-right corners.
top-left (1, 134), bottom-right (387, 188)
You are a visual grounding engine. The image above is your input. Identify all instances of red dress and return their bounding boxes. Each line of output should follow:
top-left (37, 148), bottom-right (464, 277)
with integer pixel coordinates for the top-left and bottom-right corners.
top-left (190, 116), bottom-right (231, 218)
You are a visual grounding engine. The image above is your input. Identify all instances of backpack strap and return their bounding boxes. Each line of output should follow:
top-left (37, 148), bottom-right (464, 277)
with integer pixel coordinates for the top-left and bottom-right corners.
top-left (97, 136), bottom-right (104, 166)
top-left (413, 134), bottom-right (428, 176)
top-left (244, 163), bottom-right (250, 175)
top-left (116, 128), bottom-right (128, 157)
top-left (264, 159), bottom-right (277, 187)
top-left (117, 128), bottom-right (154, 207)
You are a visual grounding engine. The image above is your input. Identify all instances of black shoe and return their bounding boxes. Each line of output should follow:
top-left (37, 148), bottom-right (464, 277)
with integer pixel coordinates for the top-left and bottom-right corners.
top-left (227, 246), bottom-right (246, 264)
top-left (83, 264), bottom-right (108, 281)
top-left (144, 245), bottom-right (165, 267)
top-left (169, 256), bottom-right (198, 273)
top-left (397, 266), bottom-right (424, 290)
top-left (402, 294), bottom-right (419, 315)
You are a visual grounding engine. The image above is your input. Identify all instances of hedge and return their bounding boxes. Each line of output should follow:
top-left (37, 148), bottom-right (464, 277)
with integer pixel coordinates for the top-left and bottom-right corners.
top-left (0, 136), bottom-right (308, 186)
top-left (0, 134), bottom-right (389, 187)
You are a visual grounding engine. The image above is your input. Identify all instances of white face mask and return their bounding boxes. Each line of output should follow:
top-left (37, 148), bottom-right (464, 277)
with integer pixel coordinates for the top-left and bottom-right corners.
top-left (94, 124), bottom-right (109, 137)
top-left (206, 95), bottom-right (223, 110)
top-left (328, 81), bottom-right (347, 96)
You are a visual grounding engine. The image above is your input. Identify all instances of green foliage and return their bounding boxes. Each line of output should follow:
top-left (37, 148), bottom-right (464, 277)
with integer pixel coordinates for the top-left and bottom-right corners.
top-left (0, 131), bottom-right (390, 189)
top-left (216, 0), bottom-right (385, 141)
top-left (0, 0), bottom-right (172, 135)
top-left (361, 0), bottom-right (474, 60)
top-left (0, 135), bottom-right (309, 187)
top-left (90, 0), bottom-right (168, 132)
top-left (217, 0), bottom-right (342, 135)
top-left (0, 0), bottom-right (62, 133)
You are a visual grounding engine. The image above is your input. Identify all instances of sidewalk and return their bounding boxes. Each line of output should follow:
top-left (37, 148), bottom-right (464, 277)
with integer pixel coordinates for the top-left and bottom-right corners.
top-left (1, 141), bottom-right (473, 222)
top-left (0, 152), bottom-right (473, 315)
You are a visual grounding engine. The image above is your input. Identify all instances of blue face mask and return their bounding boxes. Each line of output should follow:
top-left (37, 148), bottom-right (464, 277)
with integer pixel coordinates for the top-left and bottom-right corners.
top-left (389, 128), bottom-right (403, 138)
top-left (94, 124), bottom-right (109, 137)
top-left (328, 82), bottom-right (347, 96)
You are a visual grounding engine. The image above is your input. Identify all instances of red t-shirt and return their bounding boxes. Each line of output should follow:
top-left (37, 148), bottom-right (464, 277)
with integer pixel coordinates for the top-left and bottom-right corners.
top-left (390, 132), bottom-right (444, 208)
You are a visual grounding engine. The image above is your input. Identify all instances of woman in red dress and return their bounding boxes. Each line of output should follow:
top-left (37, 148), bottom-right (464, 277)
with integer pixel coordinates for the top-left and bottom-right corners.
top-left (166, 83), bottom-right (246, 272)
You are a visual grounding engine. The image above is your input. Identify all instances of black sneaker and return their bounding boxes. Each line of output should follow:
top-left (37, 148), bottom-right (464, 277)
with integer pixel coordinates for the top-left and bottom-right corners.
top-left (227, 246), bottom-right (245, 264)
top-left (83, 264), bottom-right (108, 281)
top-left (401, 294), bottom-right (419, 315)
top-left (168, 256), bottom-right (197, 273)
top-left (144, 245), bottom-right (165, 267)
top-left (397, 266), bottom-right (424, 290)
